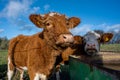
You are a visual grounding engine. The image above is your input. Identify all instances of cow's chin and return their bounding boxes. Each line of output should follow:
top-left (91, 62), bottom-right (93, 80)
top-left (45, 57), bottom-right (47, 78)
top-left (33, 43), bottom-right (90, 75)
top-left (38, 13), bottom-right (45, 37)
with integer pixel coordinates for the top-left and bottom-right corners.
top-left (86, 49), bottom-right (98, 56)
top-left (56, 42), bottom-right (73, 48)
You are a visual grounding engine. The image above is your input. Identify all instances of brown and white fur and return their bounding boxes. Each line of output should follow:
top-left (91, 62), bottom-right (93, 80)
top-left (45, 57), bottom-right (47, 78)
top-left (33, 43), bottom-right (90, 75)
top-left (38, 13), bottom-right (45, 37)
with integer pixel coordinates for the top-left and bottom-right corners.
top-left (55, 31), bottom-right (113, 80)
top-left (7, 12), bottom-right (80, 80)
top-left (57, 31), bottom-right (113, 69)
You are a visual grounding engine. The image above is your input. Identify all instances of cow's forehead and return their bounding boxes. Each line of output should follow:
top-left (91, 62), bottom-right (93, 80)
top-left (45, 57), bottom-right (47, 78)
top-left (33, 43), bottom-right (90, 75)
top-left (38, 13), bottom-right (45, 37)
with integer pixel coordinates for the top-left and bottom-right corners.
top-left (49, 12), bottom-right (61, 16)
top-left (43, 12), bottom-right (68, 19)
top-left (84, 31), bottom-right (101, 39)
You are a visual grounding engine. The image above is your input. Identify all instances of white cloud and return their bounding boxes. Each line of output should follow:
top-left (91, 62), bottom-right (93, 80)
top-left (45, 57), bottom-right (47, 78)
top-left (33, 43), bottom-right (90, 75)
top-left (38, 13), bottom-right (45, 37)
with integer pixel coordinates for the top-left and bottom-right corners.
top-left (0, 0), bottom-right (40, 19)
top-left (44, 4), bottom-right (50, 11)
top-left (0, 0), bottom-right (30, 19)
top-left (105, 24), bottom-right (120, 33)
top-left (0, 29), bottom-right (4, 33)
top-left (0, 0), bottom-right (41, 32)
top-left (92, 23), bottom-right (120, 33)
top-left (71, 23), bottom-right (120, 36)
top-left (71, 24), bottom-right (93, 36)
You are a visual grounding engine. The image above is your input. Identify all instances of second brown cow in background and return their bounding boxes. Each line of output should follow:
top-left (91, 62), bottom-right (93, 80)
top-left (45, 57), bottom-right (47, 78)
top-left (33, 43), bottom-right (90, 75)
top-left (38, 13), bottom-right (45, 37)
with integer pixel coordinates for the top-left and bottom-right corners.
top-left (59, 31), bottom-right (113, 65)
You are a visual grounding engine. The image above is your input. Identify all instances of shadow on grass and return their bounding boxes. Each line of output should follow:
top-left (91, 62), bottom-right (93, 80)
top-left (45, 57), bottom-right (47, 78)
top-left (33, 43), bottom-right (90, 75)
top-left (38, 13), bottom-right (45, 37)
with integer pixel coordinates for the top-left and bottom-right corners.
top-left (0, 64), bottom-right (7, 80)
top-left (0, 64), bottom-right (30, 80)
top-left (0, 64), bottom-right (62, 80)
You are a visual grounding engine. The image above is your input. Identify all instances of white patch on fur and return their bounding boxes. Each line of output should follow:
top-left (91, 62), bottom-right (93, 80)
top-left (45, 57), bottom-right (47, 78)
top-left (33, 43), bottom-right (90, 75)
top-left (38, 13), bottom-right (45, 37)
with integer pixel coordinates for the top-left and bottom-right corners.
top-left (49, 12), bottom-right (68, 19)
top-left (84, 31), bottom-right (101, 42)
top-left (89, 31), bottom-right (100, 38)
top-left (41, 14), bottom-right (45, 17)
top-left (70, 55), bottom-right (80, 58)
top-left (20, 66), bottom-right (28, 71)
top-left (34, 73), bottom-right (39, 80)
top-left (65, 16), bottom-right (68, 19)
top-left (56, 71), bottom-right (60, 80)
top-left (8, 57), bottom-right (10, 66)
top-left (20, 71), bottom-right (24, 80)
top-left (49, 12), bottom-right (61, 16)
top-left (34, 73), bottom-right (47, 80)
top-left (7, 57), bottom-right (11, 71)
top-left (7, 57), bottom-right (14, 80)
top-left (7, 70), bottom-right (14, 80)
top-left (49, 12), bottom-right (56, 16)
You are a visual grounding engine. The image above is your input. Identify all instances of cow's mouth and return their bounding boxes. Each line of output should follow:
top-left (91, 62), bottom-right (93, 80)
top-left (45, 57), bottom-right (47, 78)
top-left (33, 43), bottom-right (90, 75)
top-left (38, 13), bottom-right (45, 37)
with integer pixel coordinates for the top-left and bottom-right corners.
top-left (56, 42), bottom-right (73, 48)
top-left (86, 49), bottom-right (97, 56)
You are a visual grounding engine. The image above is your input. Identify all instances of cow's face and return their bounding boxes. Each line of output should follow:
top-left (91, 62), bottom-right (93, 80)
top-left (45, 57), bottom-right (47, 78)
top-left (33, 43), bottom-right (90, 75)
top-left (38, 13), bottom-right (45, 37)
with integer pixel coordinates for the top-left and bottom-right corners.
top-left (83, 31), bottom-right (113, 56)
top-left (29, 12), bottom-right (80, 48)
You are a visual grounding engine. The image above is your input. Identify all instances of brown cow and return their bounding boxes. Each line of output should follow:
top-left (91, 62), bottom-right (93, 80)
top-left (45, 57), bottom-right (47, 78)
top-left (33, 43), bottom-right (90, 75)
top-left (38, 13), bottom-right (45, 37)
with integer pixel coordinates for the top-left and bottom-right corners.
top-left (55, 31), bottom-right (113, 80)
top-left (7, 12), bottom-right (80, 80)
top-left (59, 31), bottom-right (113, 65)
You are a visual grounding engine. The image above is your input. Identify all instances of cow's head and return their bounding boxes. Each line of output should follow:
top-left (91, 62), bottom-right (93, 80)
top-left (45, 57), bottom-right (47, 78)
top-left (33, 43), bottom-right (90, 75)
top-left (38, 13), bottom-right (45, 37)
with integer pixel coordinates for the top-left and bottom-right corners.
top-left (29, 12), bottom-right (80, 48)
top-left (83, 31), bottom-right (113, 56)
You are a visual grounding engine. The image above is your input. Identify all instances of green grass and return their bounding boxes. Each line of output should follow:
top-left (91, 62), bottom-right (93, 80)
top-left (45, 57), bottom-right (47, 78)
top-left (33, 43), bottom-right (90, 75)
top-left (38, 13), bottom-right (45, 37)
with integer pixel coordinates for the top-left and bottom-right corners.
top-left (0, 50), bottom-right (29, 80)
top-left (100, 44), bottom-right (120, 52)
top-left (0, 44), bottom-right (119, 79)
top-left (0, 50), bottom-right (8, 65)
top-left (0, 50), bottom-right (8, 79)
top-left (0, 44), bottom-right (119, 65)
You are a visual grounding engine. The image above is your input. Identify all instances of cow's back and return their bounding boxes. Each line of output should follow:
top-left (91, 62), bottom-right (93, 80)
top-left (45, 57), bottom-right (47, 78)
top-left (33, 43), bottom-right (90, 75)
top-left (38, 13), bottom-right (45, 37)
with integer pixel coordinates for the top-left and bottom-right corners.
top-left (9, 33), bottom-right (44, 51)
top-left (8, 33), bottom-right (44, 67)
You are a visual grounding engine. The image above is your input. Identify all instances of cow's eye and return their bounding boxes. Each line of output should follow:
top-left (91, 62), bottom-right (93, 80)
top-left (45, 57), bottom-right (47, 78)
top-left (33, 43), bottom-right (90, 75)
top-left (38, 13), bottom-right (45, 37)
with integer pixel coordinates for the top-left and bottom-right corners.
top-left (46, 23), bottom-right (50, 26)
top-left (97, 38), bottom-right (101, 42)
top-left (97, 38), bottom-right (100, 40)
top-left (83, 38), bottom-right (86, 43)
top-left (45, 22), bottom-right (53, 29)
top-left (66, 22), bottom-right (69, 25)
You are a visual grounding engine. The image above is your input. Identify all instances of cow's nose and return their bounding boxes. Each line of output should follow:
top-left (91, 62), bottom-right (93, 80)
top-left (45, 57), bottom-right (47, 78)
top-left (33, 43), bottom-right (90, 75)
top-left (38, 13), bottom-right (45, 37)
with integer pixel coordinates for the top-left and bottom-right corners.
top-left (62, 34), bottom-right (74, 43)
top-left (87, 43), bottom-right (96, 48)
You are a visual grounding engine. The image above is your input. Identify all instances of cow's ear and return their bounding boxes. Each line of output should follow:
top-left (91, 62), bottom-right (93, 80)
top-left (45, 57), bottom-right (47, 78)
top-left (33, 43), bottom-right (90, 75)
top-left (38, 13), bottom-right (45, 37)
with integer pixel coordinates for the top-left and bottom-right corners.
top-left (68, 17), bottom-right (80, 29)
top-left (101, 33), bottom-right (113, 43)
top-left (29, 14), bottom-right (45, 28)
top-left (74, 35), bottom-right (83, 44)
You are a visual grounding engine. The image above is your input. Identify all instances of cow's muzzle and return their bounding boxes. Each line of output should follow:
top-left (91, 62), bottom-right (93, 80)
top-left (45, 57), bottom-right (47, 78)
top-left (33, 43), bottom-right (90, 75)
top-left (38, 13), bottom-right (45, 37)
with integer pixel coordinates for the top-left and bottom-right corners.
top-left (86, 48), bottom-right (98, 56)
top-left (56, 34), bottom-right (74, 47)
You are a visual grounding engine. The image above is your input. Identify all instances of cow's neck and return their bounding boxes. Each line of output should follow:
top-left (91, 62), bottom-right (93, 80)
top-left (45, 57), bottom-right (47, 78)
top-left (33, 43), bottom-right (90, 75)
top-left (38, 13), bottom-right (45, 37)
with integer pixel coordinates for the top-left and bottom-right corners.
top-left (42, 31), bottom-right (63, 51)
top-left (38, 32), bottom-right (62, 55)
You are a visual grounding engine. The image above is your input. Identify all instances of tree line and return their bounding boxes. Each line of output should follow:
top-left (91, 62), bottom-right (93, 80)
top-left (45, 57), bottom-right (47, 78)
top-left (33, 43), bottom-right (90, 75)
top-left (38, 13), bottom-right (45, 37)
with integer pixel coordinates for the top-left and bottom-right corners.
top-left (0, 37), bottom-right (9, 50)
top-left (0, 30), bottom-right (120, 50)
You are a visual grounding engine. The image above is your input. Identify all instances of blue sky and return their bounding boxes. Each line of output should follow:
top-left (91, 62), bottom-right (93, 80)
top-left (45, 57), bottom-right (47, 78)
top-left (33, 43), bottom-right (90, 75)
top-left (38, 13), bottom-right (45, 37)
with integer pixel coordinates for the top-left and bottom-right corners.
top-left (0, 0), bottom-right (120, 39)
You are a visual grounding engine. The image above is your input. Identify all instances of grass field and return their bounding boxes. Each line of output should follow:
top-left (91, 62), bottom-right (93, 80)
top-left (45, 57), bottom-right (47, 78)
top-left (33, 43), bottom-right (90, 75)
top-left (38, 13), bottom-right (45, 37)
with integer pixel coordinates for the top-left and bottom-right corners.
top-left (0, 50), bottom-right (7, 79)
top-left (0, 51), bottom-right (28, 79)
top-left (0, 44), bottom-right (120, 79)
top-left (100, 44), bottom-right (120, 52)
top-left (0, 50), bottom-right (8, 65)
top-left (0, 44), bottom-right (119, 65)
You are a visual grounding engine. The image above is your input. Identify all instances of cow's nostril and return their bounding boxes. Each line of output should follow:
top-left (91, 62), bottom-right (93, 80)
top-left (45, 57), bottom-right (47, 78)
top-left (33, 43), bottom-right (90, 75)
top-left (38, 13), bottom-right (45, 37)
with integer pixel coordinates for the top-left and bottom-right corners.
top-left (93, 44), bottom-right (95, 46)
top-left (87, 44), bottom-right (89, 46)
top-left (63, 36), bottom-right (67, 39)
